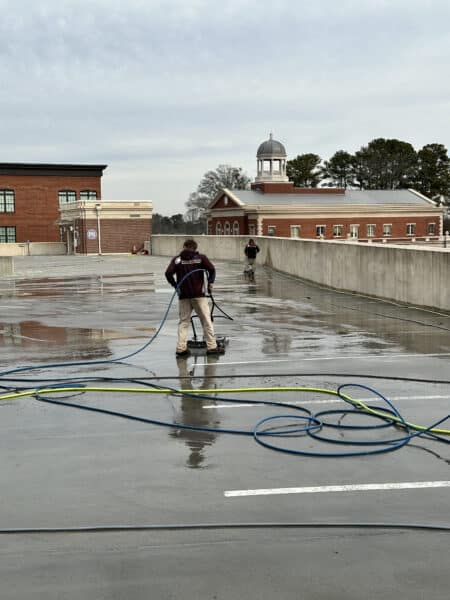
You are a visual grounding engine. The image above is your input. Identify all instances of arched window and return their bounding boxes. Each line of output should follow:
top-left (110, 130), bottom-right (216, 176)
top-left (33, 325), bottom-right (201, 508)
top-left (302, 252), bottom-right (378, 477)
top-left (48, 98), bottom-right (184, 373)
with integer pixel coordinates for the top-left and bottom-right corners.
top-left (224, 221), bottom-right (231, 235)
top-left (216, 222), bottom-right (222, 235)
top-left (233, 221), bottom-right (239, 235)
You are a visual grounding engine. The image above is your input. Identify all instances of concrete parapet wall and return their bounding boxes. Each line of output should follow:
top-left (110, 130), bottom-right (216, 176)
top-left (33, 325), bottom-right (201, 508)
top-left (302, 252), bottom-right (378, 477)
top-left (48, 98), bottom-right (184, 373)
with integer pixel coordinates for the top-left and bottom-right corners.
top-left (0, 242), bottom-right (66, 256)
top-left (151, 235), bottom-right (450, 313)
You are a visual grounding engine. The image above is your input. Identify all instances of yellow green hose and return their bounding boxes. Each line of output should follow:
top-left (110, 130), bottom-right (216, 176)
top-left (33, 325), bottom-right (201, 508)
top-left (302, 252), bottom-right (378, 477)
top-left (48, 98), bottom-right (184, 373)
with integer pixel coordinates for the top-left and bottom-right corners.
top-left (1, 385), bottom-right (448, 436)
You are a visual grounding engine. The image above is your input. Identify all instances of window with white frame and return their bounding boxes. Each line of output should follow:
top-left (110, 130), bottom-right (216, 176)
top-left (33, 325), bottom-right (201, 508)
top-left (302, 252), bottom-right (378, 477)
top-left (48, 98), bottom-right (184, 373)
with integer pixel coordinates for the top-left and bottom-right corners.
top-left (59, 190), bottom-right (77, 205)
top-left (290, 225), bottom-right (300, 238)
top-left (79, 190), bottom-right (97, 200)
top-left (333, 224), bottom-right (343, 237)
top-left (349, 224), bottom-right (359, 238)
top-left (316, 225), bottom-right (325, 237)
top-left (0, 190), bottom-right (15, 213)
top-left (0, 226), bottom-right (16, 242)
top-left (223, 195), bottom-right (228, 206)
top-left (383, 223), bottom-right (392, 236)
top-left (427, 222), bottom-right (436, 235)
top-left (216, 222), bottom-right (222, 235)
top-left (367, 224), bottom-right (376, 237)
top-left (406, 223), bottom-right (416, 236)
top-left (267, 225), bottom-right (276, 236)
top-left (233, 221), bottom-right (239, 235)
top-left (224, 221), bottom-right (230, 235)
top-left (249, 224), bottom-right (256, 235)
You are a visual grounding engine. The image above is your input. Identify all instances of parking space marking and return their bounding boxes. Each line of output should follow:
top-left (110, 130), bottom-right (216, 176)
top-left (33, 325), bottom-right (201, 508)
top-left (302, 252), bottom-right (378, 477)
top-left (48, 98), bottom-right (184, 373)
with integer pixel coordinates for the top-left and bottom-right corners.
top-left (224, 481), bottom-right (450, 497)
top-left (196, 351), bottom-right (450, 367)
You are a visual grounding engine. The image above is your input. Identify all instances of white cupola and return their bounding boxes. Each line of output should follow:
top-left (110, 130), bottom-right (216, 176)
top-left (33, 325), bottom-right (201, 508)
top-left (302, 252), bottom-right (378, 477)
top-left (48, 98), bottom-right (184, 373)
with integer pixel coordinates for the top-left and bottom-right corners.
top-left (255, 133), bottom-right (289, 183)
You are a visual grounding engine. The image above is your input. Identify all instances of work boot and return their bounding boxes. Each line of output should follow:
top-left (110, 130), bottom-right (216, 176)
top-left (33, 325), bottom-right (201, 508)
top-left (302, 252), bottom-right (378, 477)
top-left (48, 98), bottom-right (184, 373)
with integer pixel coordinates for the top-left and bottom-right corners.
top-left (206, 346), bottom-right (225, 355)
top-left (175, 349), bottom-right (191, 358)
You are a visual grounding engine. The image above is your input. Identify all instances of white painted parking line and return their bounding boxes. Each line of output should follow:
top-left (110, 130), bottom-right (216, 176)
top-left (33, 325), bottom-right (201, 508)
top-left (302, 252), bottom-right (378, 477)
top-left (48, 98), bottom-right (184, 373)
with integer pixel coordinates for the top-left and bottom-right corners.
top-left (196, 352), bottom-right (450, 367)
top-left (204, 395), bottom-right (450, 409)
top-left (224, 481), bottom-right (450, 498)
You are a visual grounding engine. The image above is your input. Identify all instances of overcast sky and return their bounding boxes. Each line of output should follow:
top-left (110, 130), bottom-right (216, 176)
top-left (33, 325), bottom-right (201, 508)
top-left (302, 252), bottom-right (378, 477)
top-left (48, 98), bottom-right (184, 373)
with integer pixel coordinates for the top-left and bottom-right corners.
top-left (1, 0), bottom-right (449, 215)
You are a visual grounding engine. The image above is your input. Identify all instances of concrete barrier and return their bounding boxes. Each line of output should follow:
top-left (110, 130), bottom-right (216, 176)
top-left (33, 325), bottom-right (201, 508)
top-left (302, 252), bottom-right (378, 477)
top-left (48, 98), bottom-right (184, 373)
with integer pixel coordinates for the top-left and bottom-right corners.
top-left (151, 235), bottom-right (450, 313)
top-left (0, 242), bottom-right (66, 256)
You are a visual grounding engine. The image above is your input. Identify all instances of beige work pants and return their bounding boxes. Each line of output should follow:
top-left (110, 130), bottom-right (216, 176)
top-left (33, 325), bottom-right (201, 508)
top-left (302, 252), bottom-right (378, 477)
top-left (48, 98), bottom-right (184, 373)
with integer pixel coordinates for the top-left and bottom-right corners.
top-left (177, 297), bottom-right (217, 352)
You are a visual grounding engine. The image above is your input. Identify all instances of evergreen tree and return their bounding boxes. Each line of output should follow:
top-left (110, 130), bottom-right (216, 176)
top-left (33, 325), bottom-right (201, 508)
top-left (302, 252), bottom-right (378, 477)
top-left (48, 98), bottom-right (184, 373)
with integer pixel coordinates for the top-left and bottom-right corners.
top-left (286, 153), bottom-right (321, 187)
top-left (320, 150), bottom-right (354, 188)
top-left (353, 138), bottom-right (417, 190)
top-left (414, 143), bottom-right (450, 199)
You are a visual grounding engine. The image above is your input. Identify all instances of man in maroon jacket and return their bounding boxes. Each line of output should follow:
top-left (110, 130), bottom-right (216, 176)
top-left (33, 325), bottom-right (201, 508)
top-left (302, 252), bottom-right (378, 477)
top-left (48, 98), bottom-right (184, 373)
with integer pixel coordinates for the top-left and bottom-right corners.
top-left (165, 239), bottom-right (224, 358)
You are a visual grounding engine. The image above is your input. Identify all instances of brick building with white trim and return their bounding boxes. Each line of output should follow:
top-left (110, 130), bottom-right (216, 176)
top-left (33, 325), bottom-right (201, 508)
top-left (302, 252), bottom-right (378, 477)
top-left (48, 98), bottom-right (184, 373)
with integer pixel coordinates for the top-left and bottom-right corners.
top-left (206, 136), bottom-right (443, 243)
top-left (0, 163), bottom-right (152, 254)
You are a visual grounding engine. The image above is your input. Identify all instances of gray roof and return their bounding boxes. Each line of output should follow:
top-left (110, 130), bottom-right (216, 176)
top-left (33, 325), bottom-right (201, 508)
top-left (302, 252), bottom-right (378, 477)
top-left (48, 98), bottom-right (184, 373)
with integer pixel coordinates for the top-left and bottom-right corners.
top-left (230, 189), bottom-right (435, 207)
top-left (256, 138), bottom-right (287, 157)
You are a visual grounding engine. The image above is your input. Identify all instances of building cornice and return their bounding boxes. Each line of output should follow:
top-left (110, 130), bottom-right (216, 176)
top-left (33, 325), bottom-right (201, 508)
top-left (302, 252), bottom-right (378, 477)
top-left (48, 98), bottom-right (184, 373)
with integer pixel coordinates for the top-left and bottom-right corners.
top-left (0, 163), bottom-right (108, 177)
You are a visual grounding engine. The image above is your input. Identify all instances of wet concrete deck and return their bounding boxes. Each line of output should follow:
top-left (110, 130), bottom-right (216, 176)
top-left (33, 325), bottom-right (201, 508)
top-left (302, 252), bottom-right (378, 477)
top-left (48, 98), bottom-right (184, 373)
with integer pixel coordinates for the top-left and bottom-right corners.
top-left (1, 255), bottom-right (449, 599)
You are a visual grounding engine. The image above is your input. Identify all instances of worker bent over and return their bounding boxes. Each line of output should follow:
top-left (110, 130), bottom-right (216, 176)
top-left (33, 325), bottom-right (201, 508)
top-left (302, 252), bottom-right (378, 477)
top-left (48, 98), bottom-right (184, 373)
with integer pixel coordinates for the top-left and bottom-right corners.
top-left (165, 239), bottom-right (224, 358)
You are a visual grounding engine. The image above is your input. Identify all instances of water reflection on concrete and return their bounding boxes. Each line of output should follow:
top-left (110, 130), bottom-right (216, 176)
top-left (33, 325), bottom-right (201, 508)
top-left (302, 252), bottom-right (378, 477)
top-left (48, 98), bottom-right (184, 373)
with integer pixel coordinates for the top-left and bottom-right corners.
top-left (223, 267), bottom-right (450, 358)
top-left (170, 356), bottom-right (220, 469)
top-left (0, 321), bottom-right (152, 364)
top-left (0, 273), bottom-right (155, 298)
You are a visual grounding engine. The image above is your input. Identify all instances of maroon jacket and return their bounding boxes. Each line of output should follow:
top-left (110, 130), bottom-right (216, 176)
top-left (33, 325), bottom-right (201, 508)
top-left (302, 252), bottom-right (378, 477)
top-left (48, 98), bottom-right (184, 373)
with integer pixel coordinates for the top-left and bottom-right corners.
top-left (165, 249), bottom-right (216, 299)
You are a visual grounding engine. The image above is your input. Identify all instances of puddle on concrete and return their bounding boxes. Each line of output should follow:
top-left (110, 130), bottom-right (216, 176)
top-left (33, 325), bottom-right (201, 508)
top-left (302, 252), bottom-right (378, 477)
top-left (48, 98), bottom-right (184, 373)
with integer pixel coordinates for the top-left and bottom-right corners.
top-left (0, 273), bottom-right (155, 298)
top-left (168, 356), bottom-right (221, 469)
top-left (0, 320), bottom-right (155, 364)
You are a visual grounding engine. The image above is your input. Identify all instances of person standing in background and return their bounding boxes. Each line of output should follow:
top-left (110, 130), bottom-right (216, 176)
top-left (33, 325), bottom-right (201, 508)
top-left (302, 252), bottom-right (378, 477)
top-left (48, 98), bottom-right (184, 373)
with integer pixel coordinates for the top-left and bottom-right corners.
top-left (244, 239), bottom-right (260, 273)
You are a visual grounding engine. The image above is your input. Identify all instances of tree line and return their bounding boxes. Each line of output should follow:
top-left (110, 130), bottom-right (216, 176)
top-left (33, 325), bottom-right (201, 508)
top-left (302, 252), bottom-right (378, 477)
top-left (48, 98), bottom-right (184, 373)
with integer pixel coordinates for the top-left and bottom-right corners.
top-left (288, 139), bottom-right (450, 199)
top-left (153, 138), bottom-right (450, 233)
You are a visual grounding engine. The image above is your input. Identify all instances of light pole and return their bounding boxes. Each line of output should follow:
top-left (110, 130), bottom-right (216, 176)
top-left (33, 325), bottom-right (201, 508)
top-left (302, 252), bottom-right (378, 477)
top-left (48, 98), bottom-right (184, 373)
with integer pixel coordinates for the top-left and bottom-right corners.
top-left (95, 203), bottom-right (102, 255)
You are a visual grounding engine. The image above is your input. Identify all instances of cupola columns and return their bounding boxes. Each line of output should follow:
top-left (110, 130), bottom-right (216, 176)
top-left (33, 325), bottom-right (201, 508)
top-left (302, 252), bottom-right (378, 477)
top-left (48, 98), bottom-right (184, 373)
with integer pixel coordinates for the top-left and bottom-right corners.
top-left (255, 134), bottom-right (289, 183)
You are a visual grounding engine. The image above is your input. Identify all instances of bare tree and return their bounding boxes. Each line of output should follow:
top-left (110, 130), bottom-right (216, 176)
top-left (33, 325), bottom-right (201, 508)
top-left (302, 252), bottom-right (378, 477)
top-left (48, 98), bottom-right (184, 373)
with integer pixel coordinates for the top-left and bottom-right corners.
top-left (185, 164), bottom-right (251, 222)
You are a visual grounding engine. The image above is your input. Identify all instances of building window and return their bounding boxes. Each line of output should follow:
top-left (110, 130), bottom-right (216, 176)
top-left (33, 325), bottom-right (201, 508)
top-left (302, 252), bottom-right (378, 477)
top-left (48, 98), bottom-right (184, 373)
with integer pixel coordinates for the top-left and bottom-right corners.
top-left (249, 224), bottom-right (256, 235)
top-left (233, 221), bottom-right (239, 235)
top-left (428, 222), bottom-right (436, 235)
top-left (0, 190), bottom-right (15, 213)
top-left (333, 225), bottom-right (343, 237)
top-left (80, 190), bottom-right (97, 200)
top-left (316, 225), bottom-right (325, 238)
top-left (224, 221), bottom-right (231, 235)
top-left (367, 224), bottom-right (376, 237)
top-left (290, 225), bottom-right (300, 238)
top-left (215, 222), bottom-right (222, 235)
top-left (59, 190), bottom-right (77, 205)
top-left (406, 223), bottom-right (416, 236)
top-left (383, 224), bottom-right (392, 236)
top-left (349, 225), bottom-right (359, 238)
top-left (223, 195), bottom-right (228, 206)
top-left (0, 226), bottom-right (16, 242)
top-left (267, 225), bottom-right (276, 236)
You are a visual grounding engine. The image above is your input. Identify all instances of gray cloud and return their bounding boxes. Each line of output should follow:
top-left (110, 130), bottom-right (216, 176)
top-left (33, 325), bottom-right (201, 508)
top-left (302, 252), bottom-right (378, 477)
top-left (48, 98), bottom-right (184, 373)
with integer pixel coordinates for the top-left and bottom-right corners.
top-left (1, 0), bottom-right (449, 213)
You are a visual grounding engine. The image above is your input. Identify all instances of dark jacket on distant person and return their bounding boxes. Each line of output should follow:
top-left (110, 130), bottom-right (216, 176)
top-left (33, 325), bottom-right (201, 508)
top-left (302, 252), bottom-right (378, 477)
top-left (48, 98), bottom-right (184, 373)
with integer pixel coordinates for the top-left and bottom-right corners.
top-left (165, 249), bottom-right (216, 299)
top-left (244, 243), bottom-right (260, 259)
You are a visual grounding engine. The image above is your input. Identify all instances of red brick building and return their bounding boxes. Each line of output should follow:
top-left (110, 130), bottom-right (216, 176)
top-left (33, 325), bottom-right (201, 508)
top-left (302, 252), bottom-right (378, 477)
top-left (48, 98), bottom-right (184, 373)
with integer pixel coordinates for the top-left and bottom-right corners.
top-left (0, 162), bottom-right (152, 254)
top-left (0, 163), bottom-right (106, 243)
top-left (206, 136), bottom-right (443, 243)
